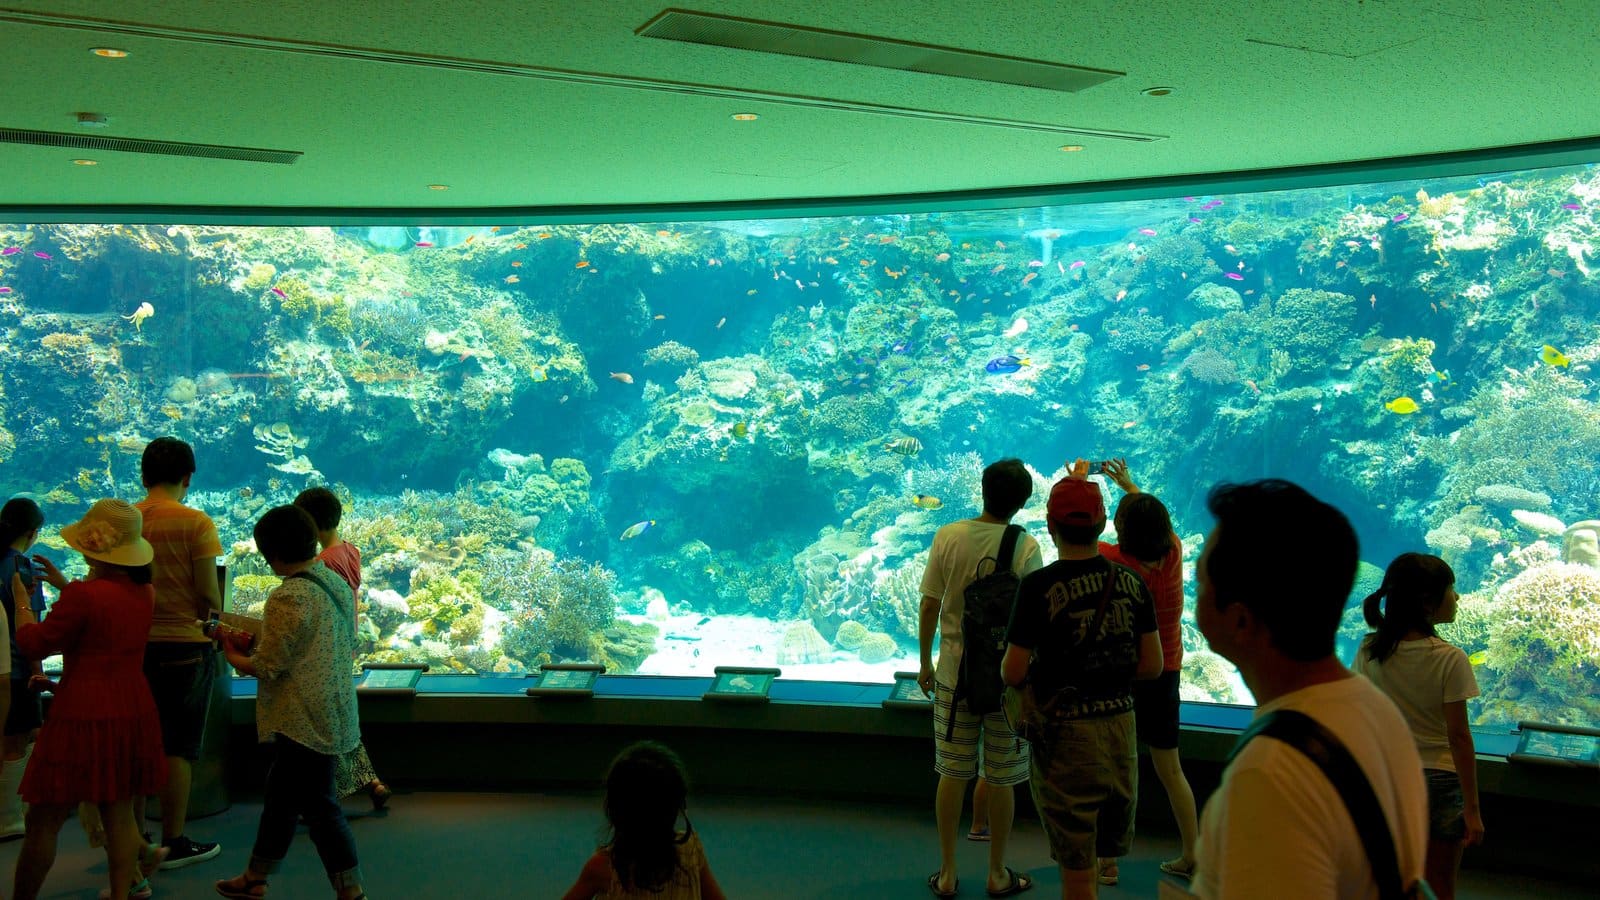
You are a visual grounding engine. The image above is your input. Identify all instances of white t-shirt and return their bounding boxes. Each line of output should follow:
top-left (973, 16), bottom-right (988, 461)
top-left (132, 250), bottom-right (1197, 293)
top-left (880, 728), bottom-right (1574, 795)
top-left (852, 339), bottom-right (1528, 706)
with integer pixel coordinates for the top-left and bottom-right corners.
top-left (1194, 675), bottom-right (1427, 900)
top-left (1353, 636), bottom-right (1480, 772)
top-left (919, 519), bottom-right (1043, 684)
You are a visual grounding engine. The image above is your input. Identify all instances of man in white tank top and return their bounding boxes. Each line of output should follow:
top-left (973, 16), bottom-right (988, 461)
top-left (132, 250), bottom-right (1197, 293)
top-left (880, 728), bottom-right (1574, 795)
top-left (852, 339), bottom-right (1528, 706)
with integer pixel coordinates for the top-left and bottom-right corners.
top-left (1189, 480), bottom-right (1428, 899)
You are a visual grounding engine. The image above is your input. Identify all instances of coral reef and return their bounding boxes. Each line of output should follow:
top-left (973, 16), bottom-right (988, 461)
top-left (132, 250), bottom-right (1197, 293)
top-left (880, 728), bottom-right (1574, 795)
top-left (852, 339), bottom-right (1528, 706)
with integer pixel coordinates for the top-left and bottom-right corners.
top-left (1476, 563), bottom-right (1600, 727)
top-left (777, 620), bottom-right (831, 664)
top-left (835, 620), bottom-right (870, 650)
top-left (857, 632), bottom-right (900, 664)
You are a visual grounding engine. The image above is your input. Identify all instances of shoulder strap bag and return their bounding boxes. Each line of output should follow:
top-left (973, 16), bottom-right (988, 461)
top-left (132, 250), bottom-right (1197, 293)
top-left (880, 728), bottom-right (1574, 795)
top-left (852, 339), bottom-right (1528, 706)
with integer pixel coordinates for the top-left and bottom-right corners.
top-left (1228, 709), bottom-right (1436, 900)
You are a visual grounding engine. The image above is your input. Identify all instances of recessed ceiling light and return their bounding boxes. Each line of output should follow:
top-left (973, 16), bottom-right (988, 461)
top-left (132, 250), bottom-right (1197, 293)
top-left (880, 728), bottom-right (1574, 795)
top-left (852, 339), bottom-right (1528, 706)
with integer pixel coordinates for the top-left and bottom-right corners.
top-left (1141, 86), bottom-right (1175, 97)
top-left (1060, 145), bottom-right (1085, 152)
top-left (71, 159), bottom-right (98, 166)
top-left (731, 113), bottom-right (759, 122)
top-left (90, 47), bottom-right (129, 58)
top-left (427, 184), bottom-right (450, 191)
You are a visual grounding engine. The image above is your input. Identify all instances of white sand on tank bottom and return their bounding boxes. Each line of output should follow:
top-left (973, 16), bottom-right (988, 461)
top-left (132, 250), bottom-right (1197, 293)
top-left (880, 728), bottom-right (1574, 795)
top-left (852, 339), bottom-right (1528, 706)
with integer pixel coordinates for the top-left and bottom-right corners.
top-left (623, 612), bottom-right (909, 682)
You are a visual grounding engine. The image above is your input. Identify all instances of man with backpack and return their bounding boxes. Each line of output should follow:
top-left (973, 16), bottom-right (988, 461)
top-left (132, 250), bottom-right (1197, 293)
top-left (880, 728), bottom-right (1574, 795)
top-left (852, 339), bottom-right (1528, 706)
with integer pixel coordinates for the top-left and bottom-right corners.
top-left (1001, 463), bottom-right (1162, 899)
top-left (918, 458), bottom-right (1044, 898)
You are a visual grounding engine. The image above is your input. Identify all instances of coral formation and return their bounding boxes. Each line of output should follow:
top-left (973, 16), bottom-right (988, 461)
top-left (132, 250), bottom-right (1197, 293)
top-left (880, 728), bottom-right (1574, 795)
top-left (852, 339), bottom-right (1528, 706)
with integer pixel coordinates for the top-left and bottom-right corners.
top-left (856, 632), bottom-right (900, 664)
top-left (835, 620), bottom-right (870, 650)
top-left (777, 620), bottom-right (831, 665)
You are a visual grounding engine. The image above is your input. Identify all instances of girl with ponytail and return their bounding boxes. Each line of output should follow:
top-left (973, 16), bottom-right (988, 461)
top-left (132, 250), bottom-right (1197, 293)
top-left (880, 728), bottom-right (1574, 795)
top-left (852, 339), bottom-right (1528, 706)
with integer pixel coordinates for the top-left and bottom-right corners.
top-left (1353, 552), bottom-right (1483, 900)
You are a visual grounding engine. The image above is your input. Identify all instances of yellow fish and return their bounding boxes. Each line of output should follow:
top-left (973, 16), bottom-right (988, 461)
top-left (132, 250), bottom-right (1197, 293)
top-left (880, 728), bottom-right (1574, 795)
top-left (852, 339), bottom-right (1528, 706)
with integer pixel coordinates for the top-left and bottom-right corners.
top-left (122, 301), bottom-right (155, 330)
top-left (1541, 344), bottom-right (1570, 367)
top-left (1467, 650), bottom-right (1488, 666)
top-left (911, 494), bottom-right (943, 510)
top-left (620, 519), bottom-right (655, 541)
top-left (731, 422), bottom-right (749, 439)
top-left (1385, 397), bottom-right (1420, 415)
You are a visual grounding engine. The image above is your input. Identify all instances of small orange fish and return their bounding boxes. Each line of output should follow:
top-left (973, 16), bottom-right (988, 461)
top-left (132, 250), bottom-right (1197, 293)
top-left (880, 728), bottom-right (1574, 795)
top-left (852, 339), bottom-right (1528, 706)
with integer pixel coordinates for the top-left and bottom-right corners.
top-left (1021, 272), bottom-right (1037, 286)
top-left (1335, 260), bottom-right (1347, 268)
top-left (609, 372), bottom-right (634, 384)
top-left (879, 235), bottom-right (897, 244)
top-left (504, 274), bottom-right (520, 284)
top-left (490, 226), bottom-right (501, 233)
top-left (1136, 364), bottom-right (1150, 371)
top-left (1069, 324), bottom-right (1079, 331)
top-left (935, 252), bottom-right (950, 262)
top-left (1370, 294), bottom-right (1377, 308)
top-left (822, 256), bottom-right (838, 265)
top-left (1122, 420), bottom-right (1137, 430)
top-left (575, 260), bottom-right (589, 269)
top-left (961, 243), bottom-right (971, 249)
top-left (860, 260), bottom-right (872, 267)
top-left (654, 314), bottom-right (666, 320)
top-left (747, 289), bottom-right (758, 296)
top-left (511, 260), bottom-right (523, 267)
top-left (1245, 379), bottom-right (1260, 395)
top-left (537, 232), bottom-right (552, 239)
top-left (990, 264), bottom-right (1006, 275)
top-left (464, 235), bottom-right (475, 245)
top-left (657, 230), bottom-right (672, 237)
top-left (1115, 289), bottom-right (1127, 302)
top-left (514, 243), bottom-right (527, 249)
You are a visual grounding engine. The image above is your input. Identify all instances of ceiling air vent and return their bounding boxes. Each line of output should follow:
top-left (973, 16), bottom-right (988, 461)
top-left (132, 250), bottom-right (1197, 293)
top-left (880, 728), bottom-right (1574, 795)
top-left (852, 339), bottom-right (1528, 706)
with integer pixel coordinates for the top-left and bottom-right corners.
top-left (638, 9), bottom-right (1121, 93)
top-left (0, 127), bottom-right (302, 164)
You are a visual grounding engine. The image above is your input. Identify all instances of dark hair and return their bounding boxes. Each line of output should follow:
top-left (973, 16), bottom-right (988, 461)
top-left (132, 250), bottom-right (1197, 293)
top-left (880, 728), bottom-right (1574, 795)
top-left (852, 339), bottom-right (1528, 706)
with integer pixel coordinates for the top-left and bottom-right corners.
top-left (1115, 493), bottom-right (1175, 563)
top-left (0, 497), bottom-right (44, 548)
top-left (981, 458), bottom-right (1032, 519)
top-left (1361, 553), bottom-right (1454, 664)
top-left (1053, 520), bottom-right (1105, 547)
top-left (98, 562), bottom-right (153, 585)
top-left (1204, 479), bottom-right (1358, 661)
top-left (293, 486), bottom-right (343, 532)
top-left (603, 741), bottom-right (692, 892)
top-left (253, 505), bottom-right (320, 565)
top-left (141, 436), bottom-right (196, 487)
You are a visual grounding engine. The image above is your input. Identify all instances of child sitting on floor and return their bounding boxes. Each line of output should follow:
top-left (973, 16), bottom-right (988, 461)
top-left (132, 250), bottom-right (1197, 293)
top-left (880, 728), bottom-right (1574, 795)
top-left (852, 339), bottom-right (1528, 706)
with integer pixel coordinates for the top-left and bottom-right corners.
top-left (561, 741), bottom-right (727, 900)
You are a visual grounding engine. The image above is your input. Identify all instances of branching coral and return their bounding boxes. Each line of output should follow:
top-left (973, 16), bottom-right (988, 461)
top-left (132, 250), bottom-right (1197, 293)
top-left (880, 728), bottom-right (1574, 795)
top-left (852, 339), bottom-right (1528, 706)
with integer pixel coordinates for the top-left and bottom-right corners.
top-left (478, 546), bottom-right (617, 666)
top-left (1182, 348), bottom-right (1239, 385)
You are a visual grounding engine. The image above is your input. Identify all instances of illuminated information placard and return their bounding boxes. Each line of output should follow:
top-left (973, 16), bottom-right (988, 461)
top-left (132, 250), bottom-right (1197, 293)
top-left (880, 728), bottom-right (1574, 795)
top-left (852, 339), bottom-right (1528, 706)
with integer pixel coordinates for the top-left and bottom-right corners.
top-left (883, 671), bottom-right (934, 711)
top-left (526, 663), bottom-right (605, 699)
top-left (357, 664), bottom-right (425, 696)
top-left (703, 666), bottom-right (780, 704)
top-left (1509, 721), bottom-right (1600, 768)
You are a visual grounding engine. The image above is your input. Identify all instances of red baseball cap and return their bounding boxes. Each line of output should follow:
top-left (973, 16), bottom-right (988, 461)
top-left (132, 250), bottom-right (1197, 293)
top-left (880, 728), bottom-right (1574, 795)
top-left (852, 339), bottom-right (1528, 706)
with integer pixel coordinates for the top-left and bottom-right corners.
top-left (1048, 477), bottom-right (1105, 524)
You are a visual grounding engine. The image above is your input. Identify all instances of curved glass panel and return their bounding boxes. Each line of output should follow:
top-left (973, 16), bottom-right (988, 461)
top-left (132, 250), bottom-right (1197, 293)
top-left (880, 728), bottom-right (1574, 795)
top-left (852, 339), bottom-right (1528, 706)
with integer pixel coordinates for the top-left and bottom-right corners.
top-left (4, 161), bottom-right (1599, 737)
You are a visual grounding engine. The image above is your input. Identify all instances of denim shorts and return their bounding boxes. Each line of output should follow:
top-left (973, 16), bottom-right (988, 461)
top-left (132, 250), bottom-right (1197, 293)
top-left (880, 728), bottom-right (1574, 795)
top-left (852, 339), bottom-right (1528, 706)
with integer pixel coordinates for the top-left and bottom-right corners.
top-left (1424, 768), bottom-right (1465, 842)
top-left (1028, 711), bottom-right (1137, 869)
top-left (143, 642), bottom-right (217, 760)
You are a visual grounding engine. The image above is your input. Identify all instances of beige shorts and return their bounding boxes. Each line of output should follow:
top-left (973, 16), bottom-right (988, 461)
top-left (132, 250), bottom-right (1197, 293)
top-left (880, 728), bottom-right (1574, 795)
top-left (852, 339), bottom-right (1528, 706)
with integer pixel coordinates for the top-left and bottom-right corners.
top-left (932, 680), bottom-right (1030, 786)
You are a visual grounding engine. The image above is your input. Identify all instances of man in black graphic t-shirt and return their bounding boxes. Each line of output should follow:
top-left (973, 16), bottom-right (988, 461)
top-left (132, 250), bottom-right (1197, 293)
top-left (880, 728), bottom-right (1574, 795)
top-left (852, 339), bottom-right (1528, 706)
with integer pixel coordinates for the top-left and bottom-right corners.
top-left (1003, 462), bottom-right (1161, 897)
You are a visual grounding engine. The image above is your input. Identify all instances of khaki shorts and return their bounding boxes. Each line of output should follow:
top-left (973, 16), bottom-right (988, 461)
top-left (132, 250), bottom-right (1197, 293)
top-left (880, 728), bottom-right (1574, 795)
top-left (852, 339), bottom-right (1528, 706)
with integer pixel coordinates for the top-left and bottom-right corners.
top-left (1028, 711), bottom-right (1137, 869)
top-left (932, 680), bottom-right (1030, 786)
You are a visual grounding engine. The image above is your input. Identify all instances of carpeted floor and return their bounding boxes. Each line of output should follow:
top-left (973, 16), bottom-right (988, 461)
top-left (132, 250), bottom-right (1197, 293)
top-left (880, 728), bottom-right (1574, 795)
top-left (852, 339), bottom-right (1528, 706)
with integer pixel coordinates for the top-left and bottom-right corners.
top-left (0, 790), bottom-right (1577, 898)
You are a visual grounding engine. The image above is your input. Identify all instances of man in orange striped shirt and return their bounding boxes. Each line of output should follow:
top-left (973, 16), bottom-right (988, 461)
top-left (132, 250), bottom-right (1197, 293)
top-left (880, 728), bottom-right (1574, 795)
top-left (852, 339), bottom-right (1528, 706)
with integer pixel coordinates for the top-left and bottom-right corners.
top-left (134, 437), bottom-right (224, 869)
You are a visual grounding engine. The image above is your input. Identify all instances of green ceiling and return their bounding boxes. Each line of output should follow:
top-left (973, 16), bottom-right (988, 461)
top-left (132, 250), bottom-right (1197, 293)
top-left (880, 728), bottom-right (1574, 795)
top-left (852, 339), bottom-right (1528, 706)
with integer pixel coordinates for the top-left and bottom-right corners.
top-left (3, 0), bottom-right (1598, 220)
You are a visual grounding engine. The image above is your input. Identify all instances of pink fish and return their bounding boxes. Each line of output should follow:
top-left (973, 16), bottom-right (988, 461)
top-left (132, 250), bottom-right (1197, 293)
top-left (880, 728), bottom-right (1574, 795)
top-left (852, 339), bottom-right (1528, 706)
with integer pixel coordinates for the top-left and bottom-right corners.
top-left (271, 287), bottom-right (286, 298)
top-left (1392, 213), bottom-right (1408, 223)
top-left (32, 251), bottom-right (50, 259)
top-left (1562, 203), bottom-right (1582, 210)
top-left (1224, 272), bottom-right (1244, 281)
top-left (0, 287), bottom-right (11, 294)
top-left (1027, 260), bottom-right (1044, 268)
top-left (1138, 228), bottom-right (1157, 236)
top-left (1069, 260), bottom-right (1085, 270)
top-left (414, 241), bottom-right (434, 248)
top-left (1183, 196), bottom-right (1196, 202)
top-left (0, 247), bottom-right (18, 255)
top-left (1189, 217), bottom-right (1202, 224)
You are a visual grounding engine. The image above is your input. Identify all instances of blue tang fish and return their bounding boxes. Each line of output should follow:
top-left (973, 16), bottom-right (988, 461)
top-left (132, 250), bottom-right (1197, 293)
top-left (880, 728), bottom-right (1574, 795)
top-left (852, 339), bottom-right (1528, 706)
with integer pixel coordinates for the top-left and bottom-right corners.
top-left (985, 355), bottom-right (1030, 374)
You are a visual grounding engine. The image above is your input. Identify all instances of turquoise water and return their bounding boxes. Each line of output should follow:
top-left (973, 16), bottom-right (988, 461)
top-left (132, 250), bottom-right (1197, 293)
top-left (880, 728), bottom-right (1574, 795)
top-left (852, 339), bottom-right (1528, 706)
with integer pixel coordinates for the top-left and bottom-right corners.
top-left (2, 162), bottom-right (1598, 734)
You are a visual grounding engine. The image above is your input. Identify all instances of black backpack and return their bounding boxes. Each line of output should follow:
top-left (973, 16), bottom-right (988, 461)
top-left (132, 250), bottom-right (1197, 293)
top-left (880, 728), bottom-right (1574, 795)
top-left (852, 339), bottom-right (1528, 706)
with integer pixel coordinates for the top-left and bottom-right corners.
top-left (947, 524), bottom-right (1025, 740)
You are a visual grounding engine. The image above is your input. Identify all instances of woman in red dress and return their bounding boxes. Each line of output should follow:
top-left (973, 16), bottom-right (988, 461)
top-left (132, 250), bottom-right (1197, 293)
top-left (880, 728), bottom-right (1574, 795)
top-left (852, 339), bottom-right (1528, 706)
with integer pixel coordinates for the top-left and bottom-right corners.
top-left (9, 499), bottom-right (169, 900)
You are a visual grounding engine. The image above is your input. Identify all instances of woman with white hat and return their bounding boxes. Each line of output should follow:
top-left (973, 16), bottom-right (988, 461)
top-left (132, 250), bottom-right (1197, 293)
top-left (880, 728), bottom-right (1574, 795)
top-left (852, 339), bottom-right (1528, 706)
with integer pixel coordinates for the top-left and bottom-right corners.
top-left (8, 499), bottom-right (170, 900)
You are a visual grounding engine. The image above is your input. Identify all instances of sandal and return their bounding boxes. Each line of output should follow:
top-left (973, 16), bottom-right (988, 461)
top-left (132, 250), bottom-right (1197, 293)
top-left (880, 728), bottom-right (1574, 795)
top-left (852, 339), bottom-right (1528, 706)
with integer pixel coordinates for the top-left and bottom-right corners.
top-left (986, 867), bottom-right (1034, 897)
top-left (99, 877), bottom-right (152, 900)
top-left (140, 843), bottom-right (171, 880)
top-left (368, 781), bottom-right (392, 811)
top-left (215, 875), bottom-right (270, 899)
top-left (1159, 859), bottom-right (1196, 881)
top-left (927, 871), bottom-right (958, 898)
top-left (1097, 861), bottom-right (1119, 886)
top-left (966, 826), bottom-right (991, 842)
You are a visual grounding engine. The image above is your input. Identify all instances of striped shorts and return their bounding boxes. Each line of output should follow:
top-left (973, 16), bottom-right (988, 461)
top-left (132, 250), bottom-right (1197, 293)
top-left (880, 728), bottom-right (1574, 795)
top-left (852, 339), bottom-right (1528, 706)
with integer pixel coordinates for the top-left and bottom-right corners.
top-left (932, 680), bottom-right (1030, 786)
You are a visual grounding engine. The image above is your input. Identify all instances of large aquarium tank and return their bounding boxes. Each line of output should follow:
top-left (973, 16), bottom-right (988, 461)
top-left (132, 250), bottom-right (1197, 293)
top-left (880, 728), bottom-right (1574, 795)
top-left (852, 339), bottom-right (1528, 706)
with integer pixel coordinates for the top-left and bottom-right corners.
top-left (3, 161), bottom-right (1598, 736)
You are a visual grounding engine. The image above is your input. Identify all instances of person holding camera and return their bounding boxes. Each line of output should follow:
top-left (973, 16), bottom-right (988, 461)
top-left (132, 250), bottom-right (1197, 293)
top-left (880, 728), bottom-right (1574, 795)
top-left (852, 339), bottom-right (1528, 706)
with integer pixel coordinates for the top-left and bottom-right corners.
top-left (213, 505), bottom-right (367, 900)
top-left (1002, 462), bottom-right (1162, 900)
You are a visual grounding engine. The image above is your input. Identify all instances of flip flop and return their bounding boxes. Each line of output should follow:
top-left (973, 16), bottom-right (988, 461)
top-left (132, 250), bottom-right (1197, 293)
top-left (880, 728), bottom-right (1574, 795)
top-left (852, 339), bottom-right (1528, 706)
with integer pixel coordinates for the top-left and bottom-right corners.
top-left (1097, 862), bottom-right (1119, 886)
top-left (987, 867), bottom-right (1034, 897)
top-left (966, 827), bottom-right (991, 842)
top-left (927, 872), bottom-right (959, 898)
top-left (1160, 859), bottom-right (1196, 881)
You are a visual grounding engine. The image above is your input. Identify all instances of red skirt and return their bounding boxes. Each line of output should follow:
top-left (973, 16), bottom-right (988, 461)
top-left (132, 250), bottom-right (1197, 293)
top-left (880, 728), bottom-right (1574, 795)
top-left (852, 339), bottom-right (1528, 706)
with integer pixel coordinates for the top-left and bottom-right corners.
top-left (22, 715), bottom-right (168, 805)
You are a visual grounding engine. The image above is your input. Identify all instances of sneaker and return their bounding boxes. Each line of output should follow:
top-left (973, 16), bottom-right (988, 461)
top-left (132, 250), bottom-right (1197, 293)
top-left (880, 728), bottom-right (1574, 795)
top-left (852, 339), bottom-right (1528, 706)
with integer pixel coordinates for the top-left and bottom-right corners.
top-left (159, 835), bottom-right (221, 869)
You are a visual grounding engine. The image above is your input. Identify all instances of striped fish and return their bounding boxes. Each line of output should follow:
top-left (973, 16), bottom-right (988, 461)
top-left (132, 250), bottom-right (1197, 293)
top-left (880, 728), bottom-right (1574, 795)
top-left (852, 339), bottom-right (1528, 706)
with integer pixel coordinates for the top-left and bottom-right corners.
top-left (885, 436), bottom-right (923, 457)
